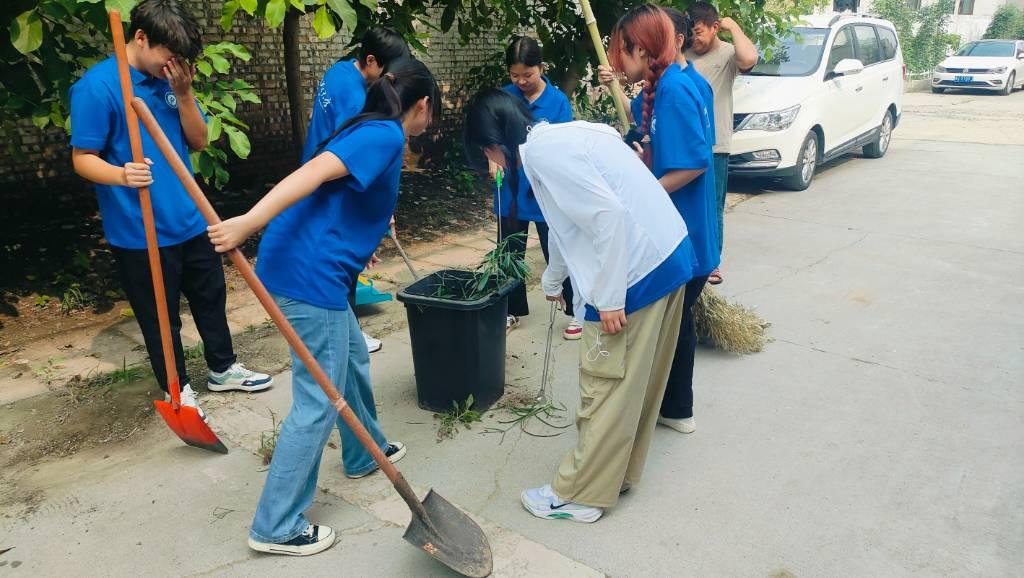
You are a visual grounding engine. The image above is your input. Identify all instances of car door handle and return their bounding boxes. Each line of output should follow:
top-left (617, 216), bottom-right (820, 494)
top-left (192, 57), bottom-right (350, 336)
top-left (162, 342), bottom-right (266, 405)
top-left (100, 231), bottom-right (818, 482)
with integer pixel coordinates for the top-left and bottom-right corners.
top-left (882, 76), bottom-right (889, 81)
top-left (856, 86), bottom-right (864, 92)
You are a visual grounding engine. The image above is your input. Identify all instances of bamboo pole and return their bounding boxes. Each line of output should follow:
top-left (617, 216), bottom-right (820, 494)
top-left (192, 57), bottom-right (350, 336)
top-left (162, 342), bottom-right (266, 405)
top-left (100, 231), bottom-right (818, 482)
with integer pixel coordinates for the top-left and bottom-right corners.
top-left (577, 0), bottom-right (631, 134)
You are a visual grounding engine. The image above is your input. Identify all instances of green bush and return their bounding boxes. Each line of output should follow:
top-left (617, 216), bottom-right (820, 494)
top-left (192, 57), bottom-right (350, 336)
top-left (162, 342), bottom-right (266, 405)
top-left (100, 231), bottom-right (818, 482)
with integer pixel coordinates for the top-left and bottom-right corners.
top-left (983, 4), bottom-right (1024, 40)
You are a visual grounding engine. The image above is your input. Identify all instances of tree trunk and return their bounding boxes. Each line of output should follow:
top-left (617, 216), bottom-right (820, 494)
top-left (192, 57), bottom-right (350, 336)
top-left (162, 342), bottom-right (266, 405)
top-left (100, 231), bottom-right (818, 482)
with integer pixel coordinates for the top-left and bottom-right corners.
top-left (283, 10), bottom-right (306, 163)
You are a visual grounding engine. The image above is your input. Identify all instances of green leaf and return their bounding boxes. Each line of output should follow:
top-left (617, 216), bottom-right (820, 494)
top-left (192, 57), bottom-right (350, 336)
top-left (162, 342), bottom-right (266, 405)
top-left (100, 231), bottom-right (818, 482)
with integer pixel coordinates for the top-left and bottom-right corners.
top-left (223, 126), bottom-right (251, 159)
top-left (221, 93), bottom-right (237, 112)
top-left (215, 166), bottom-right (230, 190)
top-left (105, 0), bottom-right (138, 16)
top-left (10, 10), bottom-right (44, 55)
top-left (312, 6), bottom-right (336, 39)
top-left (221, 0), bottom-right (240, 31)
top-left (31, 110), bottom-right (50, 129)
top-left (207, 116), bottom-right (223, 142)
top-left (326, 0), bottom-right (357, 33)
top-left (290, 0), bottom-right (306, 10)
top-left (221, 42), bottom-right (251, 61)
top-left (265, 0), bottom-right (288, 27)
top-left (238, 91), bottom-right (262, 104)
top-left (196, 60), bottom-right (214, 77)
top-left (197, 151), bottom-right (215, 178)
top-left (208, 54), bottom-right (230, 74)
top-left (358, 0), bottom-right (377, 9)
top-left (239, 0), bottom-right (259, 14)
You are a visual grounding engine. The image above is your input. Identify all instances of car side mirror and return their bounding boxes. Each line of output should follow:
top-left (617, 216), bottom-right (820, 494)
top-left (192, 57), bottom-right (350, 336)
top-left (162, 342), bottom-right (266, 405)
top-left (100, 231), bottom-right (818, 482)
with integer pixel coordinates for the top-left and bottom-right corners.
top-left (832, 58), bottom-right (865, 77)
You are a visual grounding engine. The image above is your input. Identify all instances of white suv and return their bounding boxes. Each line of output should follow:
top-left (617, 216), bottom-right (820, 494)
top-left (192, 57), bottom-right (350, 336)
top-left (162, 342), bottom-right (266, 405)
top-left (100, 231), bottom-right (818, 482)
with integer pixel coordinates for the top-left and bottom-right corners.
top-left (730, 15), bottom-right (904, 190)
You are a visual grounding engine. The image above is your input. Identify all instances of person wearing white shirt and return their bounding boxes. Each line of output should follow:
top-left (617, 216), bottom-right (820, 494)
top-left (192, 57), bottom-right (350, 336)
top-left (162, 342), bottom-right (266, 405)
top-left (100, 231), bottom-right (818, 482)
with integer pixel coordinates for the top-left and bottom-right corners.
top-left (464, 89), bottom-right (700, 522)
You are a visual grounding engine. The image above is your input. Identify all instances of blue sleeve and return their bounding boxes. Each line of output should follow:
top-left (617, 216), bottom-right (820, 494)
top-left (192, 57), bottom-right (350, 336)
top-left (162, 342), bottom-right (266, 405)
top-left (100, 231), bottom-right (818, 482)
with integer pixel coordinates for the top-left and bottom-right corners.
top-left (555, 93), bottom-right (574, 123)
top-left (324, 123), bottom-right (402, 192)
top-left (630, 95), bottom-right (643, 129)
top-left (654, 88), bottom-right (709, 172)
top-left (69, 78), bottom-right (114, 151)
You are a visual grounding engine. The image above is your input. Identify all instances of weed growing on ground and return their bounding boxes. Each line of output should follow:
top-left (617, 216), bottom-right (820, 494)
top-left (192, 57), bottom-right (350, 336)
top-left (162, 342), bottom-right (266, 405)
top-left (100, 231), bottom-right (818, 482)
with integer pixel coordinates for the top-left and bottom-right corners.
top-left (434, 395), bottom-right (482, 442)
top-left (257, 409), bottom-right (281, 466)
top-left (60, 284), bottom-right (88, 316)
top-left (184, 342), bottom-right (205, 361)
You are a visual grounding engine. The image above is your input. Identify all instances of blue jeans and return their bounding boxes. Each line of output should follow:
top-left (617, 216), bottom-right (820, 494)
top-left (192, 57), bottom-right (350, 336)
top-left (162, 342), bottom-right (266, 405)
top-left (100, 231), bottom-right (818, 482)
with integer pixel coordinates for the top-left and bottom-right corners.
top-left (250, 296), bottom-right (389, 543)
top-left (713, 153), bottom-right (729, 255)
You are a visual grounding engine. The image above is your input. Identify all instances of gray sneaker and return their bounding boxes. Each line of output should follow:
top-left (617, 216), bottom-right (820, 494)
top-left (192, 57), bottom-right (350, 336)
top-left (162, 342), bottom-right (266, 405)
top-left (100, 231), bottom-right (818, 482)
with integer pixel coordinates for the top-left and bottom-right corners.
top-left (208, 362), bottom-right (273, 392)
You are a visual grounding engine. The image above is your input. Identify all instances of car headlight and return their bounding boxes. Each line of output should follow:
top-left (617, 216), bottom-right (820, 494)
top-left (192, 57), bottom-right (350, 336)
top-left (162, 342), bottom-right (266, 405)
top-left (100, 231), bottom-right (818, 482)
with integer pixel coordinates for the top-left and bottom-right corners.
top-left (934, 65), bottom-right (946, 73)
top-left (989, 66), bottom-right (1008, 74)
top-left (736, 105), bottom-right (800, 132)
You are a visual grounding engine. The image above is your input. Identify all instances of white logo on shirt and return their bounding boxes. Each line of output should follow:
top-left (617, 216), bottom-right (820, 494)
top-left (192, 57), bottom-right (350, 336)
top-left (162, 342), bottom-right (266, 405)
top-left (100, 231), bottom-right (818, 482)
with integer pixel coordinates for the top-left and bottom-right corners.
top-left (650, 115), bottom-right (658, 135)
top-left (164, 92), bottom-right (178, 109)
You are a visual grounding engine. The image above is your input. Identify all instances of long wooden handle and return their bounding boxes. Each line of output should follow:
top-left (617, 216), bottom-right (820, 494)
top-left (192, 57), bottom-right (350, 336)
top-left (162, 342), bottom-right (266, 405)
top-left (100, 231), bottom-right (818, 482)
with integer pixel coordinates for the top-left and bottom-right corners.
top-left (577, 0), bottom-right (631, 134)
top-left (131, 98), bottom-right (423, 512)
top-left (389, 229), bottom-right (420, 280)
top-left (110, 11), bottom-right (181, 406)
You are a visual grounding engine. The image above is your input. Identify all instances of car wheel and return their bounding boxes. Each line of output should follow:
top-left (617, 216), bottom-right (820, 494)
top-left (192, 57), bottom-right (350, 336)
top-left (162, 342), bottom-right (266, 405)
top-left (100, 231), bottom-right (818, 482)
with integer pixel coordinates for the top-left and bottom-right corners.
top-left (863, 110), bottom-right (893, 159)
top-left (782, 132), bottom-right (818, 191)
top-left (931, 87), bottom-right (945, 94)
top-left (1002, 72), bottom-right (1015, 96)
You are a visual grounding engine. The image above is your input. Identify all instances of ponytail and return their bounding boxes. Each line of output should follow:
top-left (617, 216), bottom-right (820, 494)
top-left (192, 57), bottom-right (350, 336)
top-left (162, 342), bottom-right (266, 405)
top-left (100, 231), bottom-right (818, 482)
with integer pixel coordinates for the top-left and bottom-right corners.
top-left (314, 58), bottom-right (439, 156)
top-left (610, 4), bottom-right (677, 167)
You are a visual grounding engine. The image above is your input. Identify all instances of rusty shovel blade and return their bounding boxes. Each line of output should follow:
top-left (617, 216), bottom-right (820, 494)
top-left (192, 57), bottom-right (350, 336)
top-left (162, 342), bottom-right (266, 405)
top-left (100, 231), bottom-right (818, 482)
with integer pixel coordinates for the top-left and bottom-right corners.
top-left (404, 490), bottom-right (493, 577)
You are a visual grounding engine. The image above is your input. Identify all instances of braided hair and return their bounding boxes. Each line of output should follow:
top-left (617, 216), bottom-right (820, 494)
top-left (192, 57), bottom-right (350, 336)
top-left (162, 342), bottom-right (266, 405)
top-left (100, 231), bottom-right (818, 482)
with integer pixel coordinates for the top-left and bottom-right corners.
top-left (609, 4), bottom-right (677, 167)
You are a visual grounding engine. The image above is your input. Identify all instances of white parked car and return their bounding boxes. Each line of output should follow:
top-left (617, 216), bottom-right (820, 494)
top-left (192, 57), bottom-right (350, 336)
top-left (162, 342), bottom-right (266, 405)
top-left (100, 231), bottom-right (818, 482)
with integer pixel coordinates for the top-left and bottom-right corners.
top-left (730, 15), bottom-right (904, 190)
top-left (932, 39), bottom-right (1024, 96)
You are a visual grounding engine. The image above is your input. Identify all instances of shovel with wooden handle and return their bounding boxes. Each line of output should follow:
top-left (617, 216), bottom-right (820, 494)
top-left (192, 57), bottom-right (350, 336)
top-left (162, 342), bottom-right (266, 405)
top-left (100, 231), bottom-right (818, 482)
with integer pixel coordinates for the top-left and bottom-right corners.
top-left (131, 98), bottom-right (493, 577)
top-left (109, 11), bottom-right (227, 454)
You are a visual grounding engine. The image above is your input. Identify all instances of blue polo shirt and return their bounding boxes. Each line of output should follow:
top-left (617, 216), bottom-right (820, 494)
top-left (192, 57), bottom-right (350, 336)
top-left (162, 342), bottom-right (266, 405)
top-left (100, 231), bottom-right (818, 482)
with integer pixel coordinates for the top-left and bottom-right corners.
top-left (650, 63), bottom-right (720, 277)
top-left (631, 62), bottom-right (715, 144)
top-left (499, 78), bottom-right (573, 222)
top-left (302, 60), bottom-right (367, 163)
top-left (257, 120), bottom-right (405, 310)
top-left (69, 56), bottom-right (206, 250)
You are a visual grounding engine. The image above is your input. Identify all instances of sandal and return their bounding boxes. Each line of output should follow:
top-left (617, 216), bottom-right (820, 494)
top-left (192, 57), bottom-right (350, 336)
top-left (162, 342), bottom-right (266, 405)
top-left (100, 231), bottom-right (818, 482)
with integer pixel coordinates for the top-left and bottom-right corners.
top-left (708, 268), bottom-right (723, 285)
top-left (506, 315), bottom-right (520, 333)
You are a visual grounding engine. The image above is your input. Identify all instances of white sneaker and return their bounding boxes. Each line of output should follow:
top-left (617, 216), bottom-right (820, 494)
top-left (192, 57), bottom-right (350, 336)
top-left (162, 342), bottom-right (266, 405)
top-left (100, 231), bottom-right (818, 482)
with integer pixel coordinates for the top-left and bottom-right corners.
top-left (248, 524), bottom-right (336, 556)
top-left (164, 383), bottom-right (207, 422)
top-left (563, 320), bottom-right (583, 341)
top-left (520, 484), bottom-right (603, 523)
top-left (363, 332), bottom-right (382, 354)
top-left (208, 362), bottom-right (273, 392)
top-left (658, 416), bottom-right (696, 434)
top-left (506, 315), bottom-right (520, 333)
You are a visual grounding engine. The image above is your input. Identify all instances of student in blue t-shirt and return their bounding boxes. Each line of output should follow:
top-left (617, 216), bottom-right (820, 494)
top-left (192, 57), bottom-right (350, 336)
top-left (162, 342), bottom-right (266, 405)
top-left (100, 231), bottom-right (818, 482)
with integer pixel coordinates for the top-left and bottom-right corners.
top-left (610, 5), bottom-right (718, 436)
top-left (208, 59), bottom-right (439, 558)
top-left (302, 27), bottom-right (409, 355)
top-left (68, 0), bottom-right (271, 418)
top-left (489, 36), bottom-right (579, 339)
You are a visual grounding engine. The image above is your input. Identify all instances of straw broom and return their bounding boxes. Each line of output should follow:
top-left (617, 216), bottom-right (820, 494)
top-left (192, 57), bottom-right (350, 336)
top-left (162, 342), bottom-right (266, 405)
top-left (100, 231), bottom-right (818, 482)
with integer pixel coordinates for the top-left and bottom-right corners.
top-left (576, 0), bottom-right (769, 354)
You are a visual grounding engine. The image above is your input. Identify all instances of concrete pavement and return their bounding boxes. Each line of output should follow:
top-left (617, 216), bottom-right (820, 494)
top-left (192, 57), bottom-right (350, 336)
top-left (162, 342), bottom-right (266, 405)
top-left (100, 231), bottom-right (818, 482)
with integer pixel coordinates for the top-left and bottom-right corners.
top-left (1, 90), bottom-right (1022, 577)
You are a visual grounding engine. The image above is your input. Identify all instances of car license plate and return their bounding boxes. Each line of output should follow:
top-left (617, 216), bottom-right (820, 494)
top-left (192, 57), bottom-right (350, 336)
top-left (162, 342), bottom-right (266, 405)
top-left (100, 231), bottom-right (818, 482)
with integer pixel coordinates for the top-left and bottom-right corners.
top-left (954, 75), bottom-right (973, 83)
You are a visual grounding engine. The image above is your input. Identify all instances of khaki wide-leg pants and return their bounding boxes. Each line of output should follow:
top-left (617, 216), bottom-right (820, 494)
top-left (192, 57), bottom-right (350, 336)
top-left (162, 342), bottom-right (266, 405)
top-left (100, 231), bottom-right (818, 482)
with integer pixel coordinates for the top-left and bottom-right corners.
top-left (552, 286), bottom-right (686, 508)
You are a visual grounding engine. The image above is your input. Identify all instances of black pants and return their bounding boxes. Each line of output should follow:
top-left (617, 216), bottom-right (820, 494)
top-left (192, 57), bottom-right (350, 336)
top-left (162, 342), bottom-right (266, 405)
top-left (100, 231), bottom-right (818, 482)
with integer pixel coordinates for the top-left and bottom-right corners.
top-left (659, 275), bottom-right (710, 419)
top-left (499, 217), bottom-right (574, 318)
top-left (113, 233), bottom-right (236, 392)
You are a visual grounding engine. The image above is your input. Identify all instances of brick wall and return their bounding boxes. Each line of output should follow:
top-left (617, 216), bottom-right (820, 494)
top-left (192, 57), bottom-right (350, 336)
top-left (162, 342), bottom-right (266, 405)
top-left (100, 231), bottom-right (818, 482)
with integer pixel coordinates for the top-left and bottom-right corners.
top-left (0, 3), bottom-right (504, 195)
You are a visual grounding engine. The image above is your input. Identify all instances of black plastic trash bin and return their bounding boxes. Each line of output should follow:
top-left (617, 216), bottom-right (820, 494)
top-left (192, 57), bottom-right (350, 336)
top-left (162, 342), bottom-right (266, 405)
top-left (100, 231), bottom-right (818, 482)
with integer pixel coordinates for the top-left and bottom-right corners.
top-left (397, 269), bottom-right (520, 413)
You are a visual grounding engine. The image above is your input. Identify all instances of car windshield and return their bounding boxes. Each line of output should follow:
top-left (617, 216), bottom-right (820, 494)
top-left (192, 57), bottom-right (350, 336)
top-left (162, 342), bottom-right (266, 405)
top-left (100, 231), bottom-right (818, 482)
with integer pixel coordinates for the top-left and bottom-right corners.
top-left (748, 28), bottom-right (830, 77)
top-left (955, 41), bottom-right (1015, 57)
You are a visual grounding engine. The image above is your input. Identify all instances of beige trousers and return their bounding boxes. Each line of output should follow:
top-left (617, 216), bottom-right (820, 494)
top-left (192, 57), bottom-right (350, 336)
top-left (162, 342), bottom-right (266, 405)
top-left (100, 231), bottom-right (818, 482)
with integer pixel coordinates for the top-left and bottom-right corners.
top-left (552, 286), bottom-right (686, 508)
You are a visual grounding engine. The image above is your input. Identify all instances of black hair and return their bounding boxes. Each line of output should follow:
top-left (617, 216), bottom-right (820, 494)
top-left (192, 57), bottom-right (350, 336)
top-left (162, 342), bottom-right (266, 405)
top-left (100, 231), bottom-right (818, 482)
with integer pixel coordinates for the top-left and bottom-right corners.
top-left (505, 36), bottom-right (543, 68)
top-left (129, 0), bottom-right (203, 61)
top-left (686, 1), bottom-right (720, 28)
top-left (315, 57), bottom-right (439, 156)
top-left (358, 27), bottom-right (411, 70)
top-left (463, 89), bottom-right (534, 219)
top-left (663, 6), bottom-right (695, 52)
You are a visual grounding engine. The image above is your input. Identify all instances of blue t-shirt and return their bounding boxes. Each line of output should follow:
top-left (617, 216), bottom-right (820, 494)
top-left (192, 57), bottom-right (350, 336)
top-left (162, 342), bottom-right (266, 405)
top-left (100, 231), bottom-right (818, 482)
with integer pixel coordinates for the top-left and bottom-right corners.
top-left (650, 63), bottom-right (720, 277)
top-left (583, 238), bottom-right (697, 322)
top-left (69, 56), bottom-right (206, 250)
top-left (631, 63), bottom-right (715, 145)
top-left (257, 120), bottom-right (405, 310)
top-left (302, 60), bottom-right (367, 163)
top-left (498, 78), bottom-right (573, 222)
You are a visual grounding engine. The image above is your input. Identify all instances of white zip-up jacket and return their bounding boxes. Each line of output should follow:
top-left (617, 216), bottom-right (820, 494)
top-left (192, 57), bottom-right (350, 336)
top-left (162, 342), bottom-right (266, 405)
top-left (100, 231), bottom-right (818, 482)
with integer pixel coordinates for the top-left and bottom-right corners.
top-left (520, 121), bottom-right (690, 317)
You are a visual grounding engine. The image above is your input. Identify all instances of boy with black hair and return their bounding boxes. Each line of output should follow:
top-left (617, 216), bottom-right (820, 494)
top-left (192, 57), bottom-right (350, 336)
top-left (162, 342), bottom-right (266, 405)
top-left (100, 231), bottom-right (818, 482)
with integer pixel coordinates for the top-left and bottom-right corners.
top-left (302, 27), bottom-right (411, 355)
top-left (684, 1), bottom-right (759, 287)
top-left (69, 0), bottom-right (272, 417)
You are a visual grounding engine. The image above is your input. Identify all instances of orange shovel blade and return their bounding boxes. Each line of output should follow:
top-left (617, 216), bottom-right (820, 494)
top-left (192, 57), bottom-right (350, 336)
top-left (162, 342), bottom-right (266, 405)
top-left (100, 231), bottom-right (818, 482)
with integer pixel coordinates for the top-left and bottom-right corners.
top-left (153, 400), bottom-right (229, 454)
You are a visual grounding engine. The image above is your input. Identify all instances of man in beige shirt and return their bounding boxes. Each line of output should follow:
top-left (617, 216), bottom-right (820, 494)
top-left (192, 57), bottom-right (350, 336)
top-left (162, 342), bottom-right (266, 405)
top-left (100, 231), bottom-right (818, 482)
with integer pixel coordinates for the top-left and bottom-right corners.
top-left (684, 2), bottom-right (758, 285)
